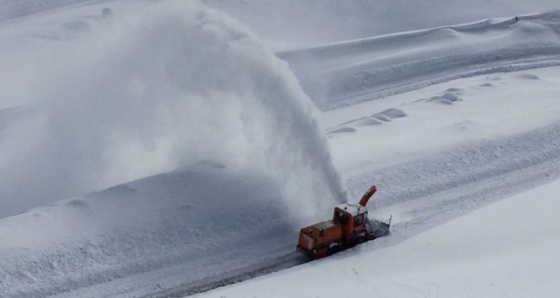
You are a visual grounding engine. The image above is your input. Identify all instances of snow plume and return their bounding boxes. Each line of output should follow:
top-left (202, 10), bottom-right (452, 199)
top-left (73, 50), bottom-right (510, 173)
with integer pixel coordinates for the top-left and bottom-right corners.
top-left (0, 0), bottom-right (346, 220)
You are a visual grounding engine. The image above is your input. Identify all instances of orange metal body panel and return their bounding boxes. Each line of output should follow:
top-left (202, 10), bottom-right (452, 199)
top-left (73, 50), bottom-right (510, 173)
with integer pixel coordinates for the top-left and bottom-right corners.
top-left (297, 220), bottom-right (343, 259)
top-left (333, 207), bottom-right (353, 247)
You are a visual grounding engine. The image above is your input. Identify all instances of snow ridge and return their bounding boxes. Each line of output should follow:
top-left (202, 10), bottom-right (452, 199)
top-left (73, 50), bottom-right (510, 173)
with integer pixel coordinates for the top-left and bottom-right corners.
top-left (280, 11), bottom-right (560, 109)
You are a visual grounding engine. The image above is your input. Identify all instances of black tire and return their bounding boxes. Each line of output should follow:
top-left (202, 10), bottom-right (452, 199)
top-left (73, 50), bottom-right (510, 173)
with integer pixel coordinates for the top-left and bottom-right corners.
top-left (353, 237), bottom-right (367, 246)
top-left (328, 243), bottom-right (341, 255)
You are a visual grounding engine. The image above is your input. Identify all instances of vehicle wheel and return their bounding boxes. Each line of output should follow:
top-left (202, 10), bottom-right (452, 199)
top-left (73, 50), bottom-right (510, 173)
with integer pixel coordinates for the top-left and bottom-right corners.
top-left (328, 243), bottom-right (340, 255)
top-left (353, 237), bottom-right (366, 246)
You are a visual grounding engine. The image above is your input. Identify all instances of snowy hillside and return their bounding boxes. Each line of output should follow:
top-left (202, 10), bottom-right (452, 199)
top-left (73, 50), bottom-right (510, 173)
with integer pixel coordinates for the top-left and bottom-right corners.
top-left (206, 0), bottom-right (560, 49)
top-left (280, 11), bottom-right (560, 109)
top-left (0, 0), bottom-right (559, 297)
top-left (2, 0), bottom-right (559, 49)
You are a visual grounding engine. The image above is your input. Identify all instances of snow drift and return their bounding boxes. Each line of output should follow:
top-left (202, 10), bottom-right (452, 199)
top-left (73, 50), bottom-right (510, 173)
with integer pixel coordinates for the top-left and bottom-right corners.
top-left (0, 0), bottom-right (345, 218)
top-left (281, 11), bottom-right (560, 109)
top-left (0, 166), bottom-right (295, 298)
top-left (2, 0), bottom-right (559, 50)
top-left (206, 0), bottom-right (560, 49)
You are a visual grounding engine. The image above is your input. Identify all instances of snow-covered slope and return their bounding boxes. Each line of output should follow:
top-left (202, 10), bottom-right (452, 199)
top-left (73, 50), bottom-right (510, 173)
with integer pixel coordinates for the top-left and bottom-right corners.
top-left (325, 67), bottom-right (560, 177)
top-left (206, 0), bottom-right (560, 49)
top-left (0, 165), bottom-right (298, 298)
top-left (1, 0), bottom-right (560, 297)
top-left (281, 11), bottom-right (560, 109)
top-left (2, 0), bottom-right (559, 49)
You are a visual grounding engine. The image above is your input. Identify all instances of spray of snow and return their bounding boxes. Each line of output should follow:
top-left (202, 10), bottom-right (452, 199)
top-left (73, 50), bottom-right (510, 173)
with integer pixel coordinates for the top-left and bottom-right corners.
top-left (0, 0), bottom-right (346, 220)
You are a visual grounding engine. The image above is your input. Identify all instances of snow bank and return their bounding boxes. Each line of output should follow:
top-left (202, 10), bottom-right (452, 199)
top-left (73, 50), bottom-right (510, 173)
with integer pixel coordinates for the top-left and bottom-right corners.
top-left (3, 0), bottom-right (559, 49)
top-left (281, 11), bottom-right (560, 109)
top-left (0, 0), bottom-right (89, 21)
top-left (0, 166), bottom-right (295, 297)
top-left (0, 0), bottom-right (345, 218)
top-left (207, 0), bottom-right (560, 49)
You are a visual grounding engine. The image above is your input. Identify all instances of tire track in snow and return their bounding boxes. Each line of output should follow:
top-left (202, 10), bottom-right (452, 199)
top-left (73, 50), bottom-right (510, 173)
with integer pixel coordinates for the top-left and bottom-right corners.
top-left (140, 252), bottom-right (308, 298)
top-left (326, 50), bottom-right (560, 110)
top-left (148, 120), bottom-right (560, 298)
top-left (349, 119), bottom-right (560, 247)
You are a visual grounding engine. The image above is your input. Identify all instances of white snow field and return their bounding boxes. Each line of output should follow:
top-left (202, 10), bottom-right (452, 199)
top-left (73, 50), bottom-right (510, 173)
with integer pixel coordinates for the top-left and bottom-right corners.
top-left (2, 0), bottom-right (559, 49)
top-left (280, 11), bottom-right (560, 110)
top-left (0, 0), bottom-right (560, 297)
top-left (206, 0), bottom-right (560, 50)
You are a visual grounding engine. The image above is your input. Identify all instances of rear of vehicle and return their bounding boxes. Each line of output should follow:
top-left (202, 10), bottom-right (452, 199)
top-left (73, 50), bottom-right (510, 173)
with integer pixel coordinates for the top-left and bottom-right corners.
top-left (297, 220), bottom-right (342, 259)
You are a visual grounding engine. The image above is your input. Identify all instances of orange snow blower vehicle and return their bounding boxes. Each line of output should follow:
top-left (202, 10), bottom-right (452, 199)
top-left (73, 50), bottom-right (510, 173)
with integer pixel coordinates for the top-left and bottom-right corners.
top-left (297, 185), bottom-right (390, 259)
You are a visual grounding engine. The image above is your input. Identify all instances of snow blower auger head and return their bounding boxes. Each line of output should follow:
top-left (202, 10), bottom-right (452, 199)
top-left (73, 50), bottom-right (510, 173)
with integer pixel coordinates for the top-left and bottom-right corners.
top-left (296, 185), bottom-right (391, 259)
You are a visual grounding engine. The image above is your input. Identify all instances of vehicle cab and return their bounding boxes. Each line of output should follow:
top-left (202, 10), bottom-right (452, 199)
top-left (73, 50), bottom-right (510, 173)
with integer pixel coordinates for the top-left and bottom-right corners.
top-left (333, 203), bottom-right (369, 246)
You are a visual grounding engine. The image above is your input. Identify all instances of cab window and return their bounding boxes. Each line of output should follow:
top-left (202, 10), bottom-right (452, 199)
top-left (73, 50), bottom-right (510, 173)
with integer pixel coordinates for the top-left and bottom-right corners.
top-left (354, 214), bottom-right (364, 226)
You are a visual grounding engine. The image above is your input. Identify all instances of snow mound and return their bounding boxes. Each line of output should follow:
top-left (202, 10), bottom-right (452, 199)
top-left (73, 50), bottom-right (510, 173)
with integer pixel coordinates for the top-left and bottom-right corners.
top-left (426, 92), bottom-right (463, 105)
top-left (327, 108), bottom-right (408, 136)
top-left (0, 166), bottom-right (296, 298)
top-left (328, 127), bottom-right (357, 135)
top-left (516, 73), bottom-right (540, 80)
top-left (280, 11), bottom-right (560, 109)
top-left (205, 0), bottom-right (560, 49)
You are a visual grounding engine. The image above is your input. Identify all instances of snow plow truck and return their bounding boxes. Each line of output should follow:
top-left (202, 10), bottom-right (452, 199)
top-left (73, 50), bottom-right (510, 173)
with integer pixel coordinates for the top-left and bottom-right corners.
top-left (297, 185), bottom-right (390, 259)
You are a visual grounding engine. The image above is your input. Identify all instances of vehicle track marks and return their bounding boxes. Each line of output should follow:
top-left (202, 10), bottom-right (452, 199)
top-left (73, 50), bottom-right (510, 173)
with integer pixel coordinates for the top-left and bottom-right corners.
top-left (141, 253), bottom-right (308, 298)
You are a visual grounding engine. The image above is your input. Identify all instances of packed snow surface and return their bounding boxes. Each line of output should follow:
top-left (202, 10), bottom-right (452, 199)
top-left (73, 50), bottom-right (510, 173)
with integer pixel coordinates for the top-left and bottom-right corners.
top-left (198, 178), bottom-right (560, 298)
top-left (0, 0), bottom-right (560, 297)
